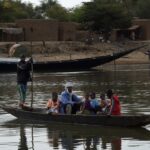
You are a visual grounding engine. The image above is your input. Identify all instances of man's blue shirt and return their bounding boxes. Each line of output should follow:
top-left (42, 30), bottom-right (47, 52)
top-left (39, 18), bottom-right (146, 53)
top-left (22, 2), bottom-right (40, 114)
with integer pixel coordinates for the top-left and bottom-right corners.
top-left (60, 91), bottom-right (81, 105)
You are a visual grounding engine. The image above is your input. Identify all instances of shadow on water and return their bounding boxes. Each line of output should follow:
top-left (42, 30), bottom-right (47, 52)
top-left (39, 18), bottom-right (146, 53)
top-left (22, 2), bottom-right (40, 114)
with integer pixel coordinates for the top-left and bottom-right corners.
top-left (1, 119), bottom-right (150, 150)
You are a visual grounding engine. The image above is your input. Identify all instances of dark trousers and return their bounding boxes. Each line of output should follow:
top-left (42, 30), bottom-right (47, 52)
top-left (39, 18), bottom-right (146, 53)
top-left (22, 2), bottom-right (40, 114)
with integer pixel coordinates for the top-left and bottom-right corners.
top-left (60, 103), bottom-right (81, 114)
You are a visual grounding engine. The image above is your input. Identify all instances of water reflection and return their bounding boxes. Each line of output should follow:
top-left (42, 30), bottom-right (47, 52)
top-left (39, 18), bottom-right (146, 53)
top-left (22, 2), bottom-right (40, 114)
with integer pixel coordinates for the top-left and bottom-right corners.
top-left (18, 125), bottom-right (28, 150)
top-left (2, 119), bottom-right (150, 150)
top-left (46, 123), bottom-right (150, 150)
top-left (48, 130), bottom-right (59, 149)
top-left (84, 136), bottom-right (100, 150)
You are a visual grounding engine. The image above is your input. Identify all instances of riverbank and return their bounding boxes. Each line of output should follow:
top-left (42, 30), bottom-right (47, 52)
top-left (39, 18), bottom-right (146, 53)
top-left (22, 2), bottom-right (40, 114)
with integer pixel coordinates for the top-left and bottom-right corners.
top-left (0, 41), bottom-right (150, 65)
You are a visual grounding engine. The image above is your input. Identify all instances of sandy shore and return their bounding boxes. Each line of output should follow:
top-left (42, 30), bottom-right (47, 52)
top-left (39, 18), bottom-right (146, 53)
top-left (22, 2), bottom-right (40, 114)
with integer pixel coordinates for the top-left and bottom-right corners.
top-left (0, 41), bottom-right (150, 65)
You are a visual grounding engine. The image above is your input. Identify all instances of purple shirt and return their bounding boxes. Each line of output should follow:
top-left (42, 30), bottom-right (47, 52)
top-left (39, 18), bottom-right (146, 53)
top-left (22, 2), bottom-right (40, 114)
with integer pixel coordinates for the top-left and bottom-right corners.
top-left (84, 100), bottom-right (91, 110)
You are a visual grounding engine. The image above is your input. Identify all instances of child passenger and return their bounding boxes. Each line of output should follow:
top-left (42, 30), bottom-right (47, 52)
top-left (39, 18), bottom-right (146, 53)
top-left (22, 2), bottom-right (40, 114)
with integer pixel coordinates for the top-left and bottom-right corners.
top-left (100, 93), bottom-right (110, 114)
top-left (90, 92), bottom-right (101, 114)
top-left (47, 92), bottom-right (60, 114)
top-left (80, 92), bottom-right (91, 114)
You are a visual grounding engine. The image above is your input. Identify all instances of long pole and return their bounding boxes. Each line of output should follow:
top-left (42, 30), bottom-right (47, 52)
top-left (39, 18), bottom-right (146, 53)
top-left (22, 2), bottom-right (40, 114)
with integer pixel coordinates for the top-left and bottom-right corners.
top-left (31, 126), bottom-right (34, 150)
top-left (30, 41), bottom-right (34, 108)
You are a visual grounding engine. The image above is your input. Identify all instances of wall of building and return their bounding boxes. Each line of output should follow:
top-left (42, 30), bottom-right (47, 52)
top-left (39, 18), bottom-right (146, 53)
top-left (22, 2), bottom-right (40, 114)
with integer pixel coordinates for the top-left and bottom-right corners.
top-left (0, 23), bottom-right (23, 41)
top-left (2, 19), bottom-right (150, 42)
top-left (110, 30), bottom-right (118, 42)
top-left (76, 31), bottom-right (90, 42)
top-left (133, 19), bottom-right (150, 40)
top-left (0, 23), bottom-right (16, 28)
top-left (16, 19), bottom-right (59, 41)
top-left (58, 22), bottom-right (76, 41)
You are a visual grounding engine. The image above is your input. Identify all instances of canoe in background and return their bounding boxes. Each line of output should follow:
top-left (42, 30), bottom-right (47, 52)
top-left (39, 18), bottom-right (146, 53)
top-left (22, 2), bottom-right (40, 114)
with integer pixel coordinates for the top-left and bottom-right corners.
top-left (0, 45), bottom-right (147, 72)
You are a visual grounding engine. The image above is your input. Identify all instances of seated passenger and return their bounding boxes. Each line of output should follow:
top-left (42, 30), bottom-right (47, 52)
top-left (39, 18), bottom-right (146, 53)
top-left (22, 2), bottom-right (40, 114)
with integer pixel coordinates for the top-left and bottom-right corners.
top-left (100, 93), bottom-right (110, 114)
top-left (47, 92), bottom-right (60, 114)
top-left (90, 92), bottom-right (101, 114)
top-left (60, 82), bottom-right (81, 114)
top-left (80, 92), bottom-right (92, 114)
top-left (106, 89), bottom-right (121, 115)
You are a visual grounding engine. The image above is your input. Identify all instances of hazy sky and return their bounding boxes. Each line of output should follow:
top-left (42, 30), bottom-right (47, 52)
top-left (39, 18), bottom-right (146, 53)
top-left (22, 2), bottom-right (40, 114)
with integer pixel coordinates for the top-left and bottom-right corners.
top-left (22, 0), bottom-right (91, 8)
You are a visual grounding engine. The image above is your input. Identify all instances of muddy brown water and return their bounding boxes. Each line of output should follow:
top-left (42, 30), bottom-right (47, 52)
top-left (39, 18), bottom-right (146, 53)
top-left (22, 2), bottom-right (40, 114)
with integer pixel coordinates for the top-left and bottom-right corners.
top-left (0, 64), bottom-right (150, 150)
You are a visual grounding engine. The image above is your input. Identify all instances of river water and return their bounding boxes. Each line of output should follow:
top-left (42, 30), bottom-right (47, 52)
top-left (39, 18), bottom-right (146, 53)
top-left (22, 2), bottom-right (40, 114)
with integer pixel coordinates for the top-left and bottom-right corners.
top-left (0, 64), bottom-right (150, 150)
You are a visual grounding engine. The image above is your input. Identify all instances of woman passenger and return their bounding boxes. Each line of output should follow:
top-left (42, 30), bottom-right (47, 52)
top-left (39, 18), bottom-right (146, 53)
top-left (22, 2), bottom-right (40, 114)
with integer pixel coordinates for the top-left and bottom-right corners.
top-left (106, 89), bottom-right (121, 115)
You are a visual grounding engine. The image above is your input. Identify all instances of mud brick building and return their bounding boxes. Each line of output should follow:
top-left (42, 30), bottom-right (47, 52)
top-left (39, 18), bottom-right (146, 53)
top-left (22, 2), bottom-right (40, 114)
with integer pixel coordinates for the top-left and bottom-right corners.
top-left (133, 19), bottom-right (150, 40)
top-left (16, 19), bottom-right (59, 41)
top-left (0, 19), bottom-right (95, 42)
top-left (0, 23), bottom-right (23, 41)
top-left (3, 19), bottom-right (150, 42)
top-left (58, 22), bottom-right (77, 41)
top-left (110, 19), bottom-right (150, 41)
top-left (76, 31), bottom-right (90, 42)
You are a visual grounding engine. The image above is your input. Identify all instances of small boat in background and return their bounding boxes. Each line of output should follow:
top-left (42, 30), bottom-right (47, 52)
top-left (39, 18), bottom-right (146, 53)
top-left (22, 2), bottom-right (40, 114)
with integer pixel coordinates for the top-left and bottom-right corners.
top-left (1, 106), bottom-right (150, 127)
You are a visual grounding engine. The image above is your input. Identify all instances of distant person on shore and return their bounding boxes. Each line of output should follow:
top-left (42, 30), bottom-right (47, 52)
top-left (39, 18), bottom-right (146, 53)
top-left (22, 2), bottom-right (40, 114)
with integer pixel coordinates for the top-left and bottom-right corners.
top-left (131, 31), bottom-right (135, 40)
top-left (106, 89), bottom-right (121, 115)
top-left (17, 54), bottom-right (32, 107)
top-left (47, 92), bottom-right (60, 114)
top-left (60, 82), bottom-right (81, 114)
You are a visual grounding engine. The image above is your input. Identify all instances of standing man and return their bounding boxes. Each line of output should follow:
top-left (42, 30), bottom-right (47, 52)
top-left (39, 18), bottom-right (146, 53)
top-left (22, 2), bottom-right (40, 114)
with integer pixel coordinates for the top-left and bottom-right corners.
top-left (17, 54), bottom-right (32, 107)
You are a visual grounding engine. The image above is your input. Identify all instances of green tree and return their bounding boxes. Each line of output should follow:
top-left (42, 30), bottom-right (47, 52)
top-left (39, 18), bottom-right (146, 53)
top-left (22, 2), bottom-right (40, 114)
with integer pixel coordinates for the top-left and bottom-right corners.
top-left (69, 6), bottom-right (85, 23)
top-left (0, 0), bottom-right (35, 22)
top-left (136, 0), bottom-right (150, 19)
top-left (37, 0), bottom-right (68, 21)
top-left (46, 4), bottom-right (68, 21)
top-left (81, 0), bottom-right (131, 33)
top-left (121, 0), bottom-right (139, 16)
top-left (0, 0), bottom-right (15, 22)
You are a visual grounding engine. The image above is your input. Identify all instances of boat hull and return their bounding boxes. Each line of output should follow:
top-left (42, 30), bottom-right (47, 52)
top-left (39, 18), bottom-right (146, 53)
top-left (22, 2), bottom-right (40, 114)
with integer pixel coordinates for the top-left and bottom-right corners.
top-left (0, 45), bottom-right (146, 72)
top-left (2, 106), bottom-right (150, 127)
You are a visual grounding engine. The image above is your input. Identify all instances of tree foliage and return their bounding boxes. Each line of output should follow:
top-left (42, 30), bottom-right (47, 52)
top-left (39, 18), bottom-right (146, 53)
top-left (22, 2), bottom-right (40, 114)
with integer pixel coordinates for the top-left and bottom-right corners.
top-left (136, 0), bottom-right (150, 19)
top-left (1, 0), bottom-right (149, 30)
top-left (0, 0), bottom-right (35, 22)
top-left (80, 0), bottom-right (132, 32)
top-left (36, 0), bottom-right (69, 21)
top-left (69, 6), bottom-right (85, 23)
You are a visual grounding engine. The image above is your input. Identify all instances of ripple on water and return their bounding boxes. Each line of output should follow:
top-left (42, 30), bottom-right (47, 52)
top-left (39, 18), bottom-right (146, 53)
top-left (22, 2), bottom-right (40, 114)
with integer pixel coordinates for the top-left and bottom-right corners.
top-left (1, 65), bottom-right (150, 150)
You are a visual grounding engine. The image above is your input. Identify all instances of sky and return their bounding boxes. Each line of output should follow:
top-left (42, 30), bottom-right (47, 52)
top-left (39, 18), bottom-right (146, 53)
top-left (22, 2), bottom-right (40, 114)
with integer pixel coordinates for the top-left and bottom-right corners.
top-left (22, 0), bottom-right (91, 8)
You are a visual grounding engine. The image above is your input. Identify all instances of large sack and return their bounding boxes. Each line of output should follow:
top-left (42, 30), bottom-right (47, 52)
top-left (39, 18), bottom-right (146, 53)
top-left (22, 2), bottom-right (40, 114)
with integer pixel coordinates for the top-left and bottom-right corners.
top-left (9, 44), bottom-right (31, 57)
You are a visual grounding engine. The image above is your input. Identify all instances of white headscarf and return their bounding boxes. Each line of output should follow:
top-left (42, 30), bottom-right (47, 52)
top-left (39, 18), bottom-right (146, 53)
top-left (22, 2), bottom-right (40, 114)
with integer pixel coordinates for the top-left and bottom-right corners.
top-left (65, 82), bottom-right (73, 101)
top-left (65, 82), bottom-right (73, 88)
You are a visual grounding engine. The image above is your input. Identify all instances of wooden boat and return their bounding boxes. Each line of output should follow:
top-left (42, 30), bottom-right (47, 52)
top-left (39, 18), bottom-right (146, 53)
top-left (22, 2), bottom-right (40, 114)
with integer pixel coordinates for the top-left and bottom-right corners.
top-left (2, 106), bottom-right (150, 127)
top-left (0, 45), bottom-right (146, 72)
